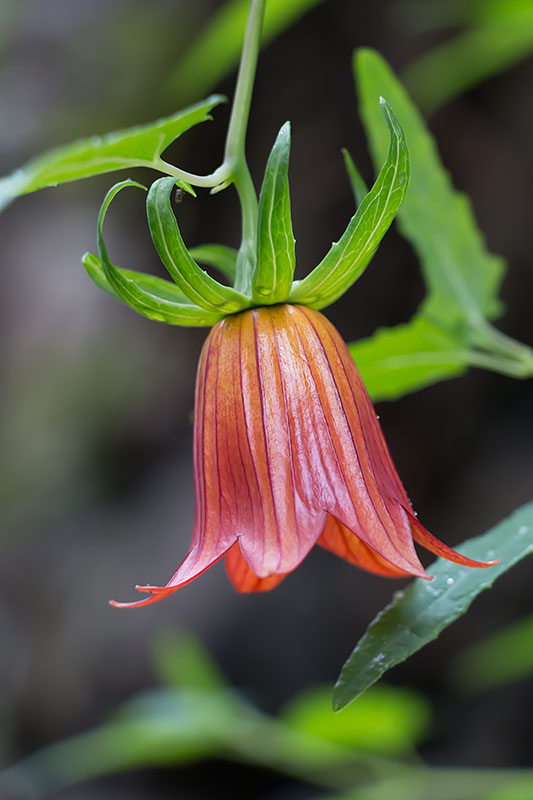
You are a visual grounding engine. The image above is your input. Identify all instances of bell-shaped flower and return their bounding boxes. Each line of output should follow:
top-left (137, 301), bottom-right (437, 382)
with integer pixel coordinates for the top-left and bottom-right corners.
top-left (111, 304), bottom-right (492, 607)
top-left (82, 101), bottom-right (496, 609)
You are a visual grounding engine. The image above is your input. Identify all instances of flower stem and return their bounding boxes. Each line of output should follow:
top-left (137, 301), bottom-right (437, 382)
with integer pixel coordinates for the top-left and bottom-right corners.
top-left (161, 0), bottom-right (265, 292)
top-left (222, 0), bottom-right (265, 292)
top-left (223, 0), bottom-right (265, 172)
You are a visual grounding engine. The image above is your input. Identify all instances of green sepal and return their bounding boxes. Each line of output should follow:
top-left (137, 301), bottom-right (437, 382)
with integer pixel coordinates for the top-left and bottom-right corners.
top-left (83, 252), bottom-right (191, 304)
top-left (96, 180), bottom-right (224, 327)
top-left (341, 148), bottom-right (369, 208)
top-left (251, 122), bottom-right (296, 304)
top-left (289, 98), bottom-right (409, 310)
top-left (146, 177), bottom-right (251, 314)
top-left (188, 244), bottom-right (238, 282)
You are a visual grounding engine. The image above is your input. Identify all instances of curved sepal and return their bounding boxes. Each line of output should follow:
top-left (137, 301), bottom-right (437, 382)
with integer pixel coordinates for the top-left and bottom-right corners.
top-left (289, 98), bottom-right (409, 310)
top-left (146, 177), bottom-right (250, 314)
top-left (188, 243), bottom-right (238, 283)
top-left (95, 180), bottom-right (224, 327)
top-left (251, 122), bottom-right (296, 304)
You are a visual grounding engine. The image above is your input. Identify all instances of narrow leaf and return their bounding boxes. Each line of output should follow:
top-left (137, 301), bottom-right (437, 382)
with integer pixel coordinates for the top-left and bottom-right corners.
top-left (164, 0), bottom-right (325, 104)
top-left (188, 244), bottom-right (238, 282)
top-left (252, 122), bottom-right (296, 304)
top-left (333, 502), bottom-right (533, 711)
top-left (0, 95), bottom-right (224, 211)
top-left (96, 181), bottom-right (224, 327)
top-left (350, 316), bottom-right (468, 402)
top-left (146, 177), bottom-right (250, 314)
top-left (341, 149), bottom-right (369, 209)
top-left (289, 99), bottom-right (409, 310)
top-left (355, 49), bottom-right (505, 326)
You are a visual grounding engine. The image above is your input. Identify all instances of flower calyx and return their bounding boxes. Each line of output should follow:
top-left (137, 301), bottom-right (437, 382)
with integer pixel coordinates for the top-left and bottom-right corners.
top-left (83, 98), bottom-right (409, 327)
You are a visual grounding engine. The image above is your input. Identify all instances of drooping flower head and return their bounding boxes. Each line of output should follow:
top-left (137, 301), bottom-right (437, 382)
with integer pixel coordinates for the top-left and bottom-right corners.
top-left (84, 99), bottom-right (496, 609)
top-left (111, 304), bottom-right (493, 608)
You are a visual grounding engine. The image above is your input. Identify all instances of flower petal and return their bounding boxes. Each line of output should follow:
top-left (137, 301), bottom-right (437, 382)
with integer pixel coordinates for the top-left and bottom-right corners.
top-left (232, 309), bottom-right (327, 577)
top-left (225, 542), bottom-right (287, 593)
top-left (406, 508), bottom-right (499, 568)
top-left (111, 322), bottom-right (239, 608)
top-left (318, 514), bottom-right (415, 577)
top-left (287, 305), bottom-right (427, 577)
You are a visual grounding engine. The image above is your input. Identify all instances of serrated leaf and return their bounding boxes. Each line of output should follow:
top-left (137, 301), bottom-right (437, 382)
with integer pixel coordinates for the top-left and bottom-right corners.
top-left (0, 95), bottom-right (224, 211)
top-left (96, 181), bottom-right (224, 327)
top-left (146, 177), bottom-right (250, 314)
top-left (350, 316), bottom-right (468, 402)
top-left (333, 502), bottom-right (533, 711)
top-left (289, 98), bottom-right (409, 310)
top-left (164, 0), bottom-right (325, 103)
top-left (341, 149), bottom-right (369, 209)
top-left (355, 49), bottom-right (505, 327)
top-left (252, 122), bottom-right (295, 304)
top-left (188, 244), bottom-right (238, 282)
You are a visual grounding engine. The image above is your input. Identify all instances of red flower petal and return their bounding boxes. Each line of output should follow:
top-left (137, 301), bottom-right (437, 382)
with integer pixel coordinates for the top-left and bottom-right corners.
top-left (318, 514), bottom-right (415, 577)
top-left (225, 542), bottom-right (287, 592)
top-left (406, 508), bottom-right (499, 568)
top-left (113, 303), bottom-right (496, 608)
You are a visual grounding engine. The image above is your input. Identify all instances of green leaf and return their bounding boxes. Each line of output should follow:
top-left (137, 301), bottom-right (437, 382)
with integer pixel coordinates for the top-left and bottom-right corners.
top-left (341, 148), bottom-right (369, 209)
top-left (289, 98), bottom-right (409, 310)
top-left (332, 502), bottom-right (533, 711)
top-left (355, 48), bottom-right (505, 327)
top-left (449, 612), bottom-right (533, 694)
top-left (252, 122), bottom-right (296, 304)
top-left (151, 630), bottom-right (227, 691)
top-left (282, 684), bottom-right (430, 755)
top-left (146, 177), bottom-right (250, 314)
top-left (188, 244), bottom-right (238, 282)
top-left (403, 1), bottom-right (533, 114)
top-left (164, 0), bottom-right (325, 104)
top-left (0, 95), bottom-right (225, 211)
top-left (487, 778), bottom-right (533, 800)
top-left (96, 180), bottom-right (224, 327)
top-left (350, 315), bottom-right (468, 402)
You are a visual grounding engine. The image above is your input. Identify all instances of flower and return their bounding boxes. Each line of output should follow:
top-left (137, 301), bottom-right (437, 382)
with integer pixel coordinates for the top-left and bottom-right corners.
top-left (112, 304), bottom-right (493, 608)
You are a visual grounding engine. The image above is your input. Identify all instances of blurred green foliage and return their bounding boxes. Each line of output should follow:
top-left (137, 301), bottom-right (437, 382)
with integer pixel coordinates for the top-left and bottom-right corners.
top-left (163, 0), bottom-right (325, 103)
top-left (282, 683), bottom-right (431, 755)
top-left (1, 628), bottom-right (531, 800)
top-left (402, 0), bottom-right (533, 113)
top-left (450, 612), bottom-right (533, 693)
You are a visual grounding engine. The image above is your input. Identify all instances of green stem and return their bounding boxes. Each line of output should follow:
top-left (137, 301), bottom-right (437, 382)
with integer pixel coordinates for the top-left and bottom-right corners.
top-left (161, 0), bottom-right (265, 292)
top-left (222, 0), bottom-right (264, 292)
top-left (223, 0), bottom-right (265, 170)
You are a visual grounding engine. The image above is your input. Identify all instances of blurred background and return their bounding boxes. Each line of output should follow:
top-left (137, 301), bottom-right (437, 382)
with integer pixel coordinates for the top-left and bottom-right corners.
top-left (0, 0), bottom-right (532, 797)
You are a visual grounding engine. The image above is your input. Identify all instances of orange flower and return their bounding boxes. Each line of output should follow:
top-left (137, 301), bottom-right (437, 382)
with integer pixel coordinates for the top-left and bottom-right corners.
top-left (112, 304), bottom-right (493, 608)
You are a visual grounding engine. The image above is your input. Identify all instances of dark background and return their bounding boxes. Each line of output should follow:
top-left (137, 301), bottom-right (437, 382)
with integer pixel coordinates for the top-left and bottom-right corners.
top-left (1, 0), bottom-right (532, 797)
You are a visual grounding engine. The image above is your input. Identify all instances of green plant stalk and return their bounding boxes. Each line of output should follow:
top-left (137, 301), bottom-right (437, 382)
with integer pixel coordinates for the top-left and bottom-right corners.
top-left (222, 0), bottom-right (264, 292)
top-left (157, 0), bottom-right (265, 294)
